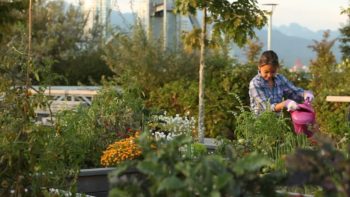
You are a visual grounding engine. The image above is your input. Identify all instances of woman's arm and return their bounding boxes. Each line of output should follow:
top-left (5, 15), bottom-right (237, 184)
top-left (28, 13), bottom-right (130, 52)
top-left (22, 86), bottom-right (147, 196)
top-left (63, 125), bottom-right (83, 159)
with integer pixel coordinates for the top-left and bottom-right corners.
top-left (273, 100), bottom-right (287, 112)
top-left (280, 75), bottom-right (304, 102)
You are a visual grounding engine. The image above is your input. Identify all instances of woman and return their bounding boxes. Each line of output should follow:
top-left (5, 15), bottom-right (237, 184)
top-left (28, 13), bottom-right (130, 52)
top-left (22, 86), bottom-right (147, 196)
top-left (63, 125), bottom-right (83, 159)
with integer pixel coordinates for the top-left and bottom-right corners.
top-left (249, 50), bottom-right (314, 115)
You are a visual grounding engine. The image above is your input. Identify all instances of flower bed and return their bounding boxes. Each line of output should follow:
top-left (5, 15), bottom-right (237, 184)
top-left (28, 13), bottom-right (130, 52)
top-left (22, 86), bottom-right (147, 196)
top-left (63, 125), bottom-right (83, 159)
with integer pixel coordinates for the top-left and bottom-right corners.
top-left (100, 131), bottom-right (142, 167)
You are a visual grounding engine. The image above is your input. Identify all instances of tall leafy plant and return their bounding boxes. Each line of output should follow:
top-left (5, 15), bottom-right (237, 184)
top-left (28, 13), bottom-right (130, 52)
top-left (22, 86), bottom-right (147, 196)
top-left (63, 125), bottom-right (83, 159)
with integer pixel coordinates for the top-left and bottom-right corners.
top-left (234, 109), bottom-right (310, 169)
top-left (175, 0), bottom-right (267, 142)
top-left (103, 25), bottom-right (198, 93)
top-left (55, 85), bottom-right (144, 168)
top-left (339, 3), bottom-right (350, 60)
top-left (308, 31), bottom-right (350, 135)
top-left (0, 12), bottom-right (79, 196)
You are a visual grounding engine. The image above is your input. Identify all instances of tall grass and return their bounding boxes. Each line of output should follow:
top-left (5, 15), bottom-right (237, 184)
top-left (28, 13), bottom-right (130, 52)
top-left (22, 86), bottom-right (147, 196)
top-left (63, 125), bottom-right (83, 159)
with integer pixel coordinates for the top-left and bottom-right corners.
top-left (232, 95), bottom-right (311, 170)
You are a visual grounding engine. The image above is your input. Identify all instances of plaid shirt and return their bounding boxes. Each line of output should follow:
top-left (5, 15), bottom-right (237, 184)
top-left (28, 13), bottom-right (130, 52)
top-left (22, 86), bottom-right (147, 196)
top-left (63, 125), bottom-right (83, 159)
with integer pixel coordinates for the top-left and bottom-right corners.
top-left (249, 73), bottom-right (304, 114)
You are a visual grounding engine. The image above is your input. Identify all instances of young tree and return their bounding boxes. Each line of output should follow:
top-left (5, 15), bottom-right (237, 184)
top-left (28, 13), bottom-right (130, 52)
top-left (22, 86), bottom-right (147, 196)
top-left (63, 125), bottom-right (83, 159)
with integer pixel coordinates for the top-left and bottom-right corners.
top-left (308, 31), bottom-right (337, 93)
top-left (175, 0), bottom-right (266, 142)
top-left (308, 31), bottom-right (350, 134)
top-left (0, 0), bottom-right (28, 42)
top-left (1, 0), bottom-right (112, 85)
top-left (339, 3), bottom-right (350, 60)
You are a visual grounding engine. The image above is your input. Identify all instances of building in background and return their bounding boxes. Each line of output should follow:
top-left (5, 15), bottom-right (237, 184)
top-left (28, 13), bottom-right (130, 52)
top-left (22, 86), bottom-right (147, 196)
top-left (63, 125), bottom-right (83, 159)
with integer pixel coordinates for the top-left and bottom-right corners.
top-left (137, 0), bottom-right (178, 50)
top-left (81, 0), bottom-right (112, 38)
top-left (137, 0), bottom-right (198, 50)
top-left (289, 58), bottom-right (309, 73)
top-left (79, 0), bottom-right (198, 49)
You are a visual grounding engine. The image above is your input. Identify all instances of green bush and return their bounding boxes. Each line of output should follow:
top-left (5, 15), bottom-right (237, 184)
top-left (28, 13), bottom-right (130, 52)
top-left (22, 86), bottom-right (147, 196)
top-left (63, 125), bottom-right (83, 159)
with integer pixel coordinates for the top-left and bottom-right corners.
top-left (108, 133), bottom-right (278, 197)
top-left (0, 41), bottom-right (83, 194)
top-left (147, 80), bottom-right (198, 116)
top-left (147, 56), bottom-right (259, 138)
top-left (0, 85), bottom-right (84, 195)
top-left (55, 85), bottom-right (144, 168)
top-left (285, 138), bottom-right (350, 196)
top-left (234, 109), bottom-right (310, 169)
top-left (307, 33), bottom-right (350, 137)
top-left (0, 80), bottom-right (144, 195)
top-left (103, 25), bottom-right (198, 93)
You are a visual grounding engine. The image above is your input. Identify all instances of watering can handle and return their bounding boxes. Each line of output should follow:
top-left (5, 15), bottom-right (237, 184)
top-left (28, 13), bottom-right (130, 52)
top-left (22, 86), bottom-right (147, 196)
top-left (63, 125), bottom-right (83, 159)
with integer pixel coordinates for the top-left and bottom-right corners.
top-left (304, 98), bottom-right (312, 105)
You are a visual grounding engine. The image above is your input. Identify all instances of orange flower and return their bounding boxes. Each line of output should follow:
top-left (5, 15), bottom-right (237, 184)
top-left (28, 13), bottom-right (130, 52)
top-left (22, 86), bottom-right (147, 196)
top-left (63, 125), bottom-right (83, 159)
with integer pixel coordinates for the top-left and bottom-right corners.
top-left (100, 133), bottom-right (142, 167)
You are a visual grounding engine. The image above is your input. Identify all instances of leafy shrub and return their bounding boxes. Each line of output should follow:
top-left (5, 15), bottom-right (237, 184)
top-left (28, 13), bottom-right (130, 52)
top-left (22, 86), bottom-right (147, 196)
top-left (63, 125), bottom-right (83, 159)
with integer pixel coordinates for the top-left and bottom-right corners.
top-left (147, 80), bottom-right (198, 116)
top-left (55, 85), bottom-right (144, 168)
top-left (108, 132), bottom-right (278, 197)
top-left (0, 81), bottom-right (144, 195)
top-left (234, 109), bottom-right (310, 169)
top-left (285, 138), bottom-right (350, 196)
top-left (103, 24), bottom-right (198, 94)
top-left (147, 57), bottom-right (258, 138)
top-left (0, 39), bottom-right (85, 194)
top-left (308, 34), bottom-right (350, 136)
top-left (309, 60), bottom-right (350, 136)
top-left (0, 84), bottom-right (87, 195)
top-left (101, 112), bottom-right (200, 167)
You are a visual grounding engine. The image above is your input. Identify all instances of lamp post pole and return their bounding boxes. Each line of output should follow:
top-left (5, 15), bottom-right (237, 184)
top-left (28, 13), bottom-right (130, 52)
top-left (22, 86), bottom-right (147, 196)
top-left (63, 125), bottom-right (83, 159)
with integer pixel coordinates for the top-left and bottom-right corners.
top-left (263, 3), bottom-right (277, 50)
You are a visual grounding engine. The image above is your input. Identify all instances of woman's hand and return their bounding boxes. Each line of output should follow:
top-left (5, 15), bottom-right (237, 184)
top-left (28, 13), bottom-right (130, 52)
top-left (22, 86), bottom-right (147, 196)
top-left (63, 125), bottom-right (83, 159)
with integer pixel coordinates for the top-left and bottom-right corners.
top-left (285, 99), bottom-right (299, 111)
top-left (304, 90), bottom-right (314, 102)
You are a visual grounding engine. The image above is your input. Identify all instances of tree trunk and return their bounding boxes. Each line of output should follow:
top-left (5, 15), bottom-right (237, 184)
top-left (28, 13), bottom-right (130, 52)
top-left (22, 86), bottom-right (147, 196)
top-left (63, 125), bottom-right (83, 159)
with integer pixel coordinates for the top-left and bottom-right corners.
top-left (198, 7), bottom-right (207, 143)
top-left (27, 0), bottom-right (32, 90)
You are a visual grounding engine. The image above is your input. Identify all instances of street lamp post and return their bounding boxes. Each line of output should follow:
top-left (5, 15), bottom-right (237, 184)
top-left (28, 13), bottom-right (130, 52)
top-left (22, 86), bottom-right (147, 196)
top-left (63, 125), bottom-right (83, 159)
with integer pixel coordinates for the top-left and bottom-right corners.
top-left (262, 3), bottom-right (277, 50)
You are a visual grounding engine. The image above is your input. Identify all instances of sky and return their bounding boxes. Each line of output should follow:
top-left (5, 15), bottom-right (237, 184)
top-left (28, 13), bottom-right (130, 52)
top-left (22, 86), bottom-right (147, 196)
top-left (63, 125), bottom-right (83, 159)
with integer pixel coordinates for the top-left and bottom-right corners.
top-left (258, 0), bottom-right (349, 31)
top-left (67, 0), bottom-right (349, 31)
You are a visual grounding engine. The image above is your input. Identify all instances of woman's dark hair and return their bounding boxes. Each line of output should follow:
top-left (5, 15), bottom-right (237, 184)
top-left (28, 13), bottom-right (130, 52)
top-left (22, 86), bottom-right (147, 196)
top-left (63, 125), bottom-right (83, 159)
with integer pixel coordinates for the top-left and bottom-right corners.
top-left (259, 50), bottom-right (279, 68)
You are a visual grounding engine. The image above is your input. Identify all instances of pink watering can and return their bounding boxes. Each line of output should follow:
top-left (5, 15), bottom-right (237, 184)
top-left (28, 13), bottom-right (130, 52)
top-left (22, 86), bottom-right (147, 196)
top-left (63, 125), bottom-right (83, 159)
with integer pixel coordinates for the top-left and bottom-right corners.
top-left (290, 101), bottom-right (316, 138)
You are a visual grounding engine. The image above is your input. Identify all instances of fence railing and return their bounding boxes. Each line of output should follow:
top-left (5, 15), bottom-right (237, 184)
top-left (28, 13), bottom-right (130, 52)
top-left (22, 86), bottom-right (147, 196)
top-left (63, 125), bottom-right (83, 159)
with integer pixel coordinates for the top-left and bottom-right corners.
top-left (326, 96), bottom-right (350, 121)
top-left (30, 86), bottom-right (100, 105)
top-left (30, 86), bottom-right (101, 125)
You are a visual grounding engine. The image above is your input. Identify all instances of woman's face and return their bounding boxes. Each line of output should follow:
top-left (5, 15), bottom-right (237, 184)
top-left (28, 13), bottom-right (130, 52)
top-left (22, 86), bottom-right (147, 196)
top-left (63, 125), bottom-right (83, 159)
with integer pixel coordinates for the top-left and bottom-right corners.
top-left (259, 64), bottom-right (277, 81)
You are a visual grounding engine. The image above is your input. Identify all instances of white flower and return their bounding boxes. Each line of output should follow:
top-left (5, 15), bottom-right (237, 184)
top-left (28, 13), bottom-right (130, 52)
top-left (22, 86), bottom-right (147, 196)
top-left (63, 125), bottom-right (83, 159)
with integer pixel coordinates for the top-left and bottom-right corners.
top-left (238, 139), bottom-right (245, 144)
top-left (149, 112), bottom-right (196, 141)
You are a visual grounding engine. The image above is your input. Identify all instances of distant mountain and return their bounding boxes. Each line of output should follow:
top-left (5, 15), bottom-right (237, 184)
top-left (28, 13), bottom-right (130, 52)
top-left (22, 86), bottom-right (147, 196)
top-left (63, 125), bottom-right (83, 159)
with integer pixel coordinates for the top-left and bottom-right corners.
top-left (277, 23), bottom-right (340, 40)
top-left (233, 26), bottom-right (341, 67)
top-left (108, 12), bottom-right (342, 67)
top-left (110, 11), bottom-right (136, 30)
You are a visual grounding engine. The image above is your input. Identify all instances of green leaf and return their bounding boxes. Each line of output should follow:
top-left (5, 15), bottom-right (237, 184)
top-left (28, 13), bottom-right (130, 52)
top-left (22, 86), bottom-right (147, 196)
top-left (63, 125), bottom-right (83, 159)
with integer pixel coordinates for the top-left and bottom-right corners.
top-left (233, 152), bottom-right (271, 175)
top-left (110, 164), bottom-right (128, 176)
top-left (214, 174), bottom-right (232, 189)
top-left (157, 176), bottom-right (185, 193)
top-left (34, 72), bottom-right (40, 81)
top-left (137, 161), bottom-right (160, 176)
top-left (210, 191), bottom-right (221, 197)
top-left (108, 188), bottom-right (131, 197)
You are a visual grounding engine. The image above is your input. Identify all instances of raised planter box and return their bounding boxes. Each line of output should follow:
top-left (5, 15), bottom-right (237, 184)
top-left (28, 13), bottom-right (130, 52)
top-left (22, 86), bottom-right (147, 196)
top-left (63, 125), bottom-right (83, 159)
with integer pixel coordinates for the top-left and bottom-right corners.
top-left (76, 140), bottom-right (218, 196)
top-left (77, 167), bottom-right (115, 197)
